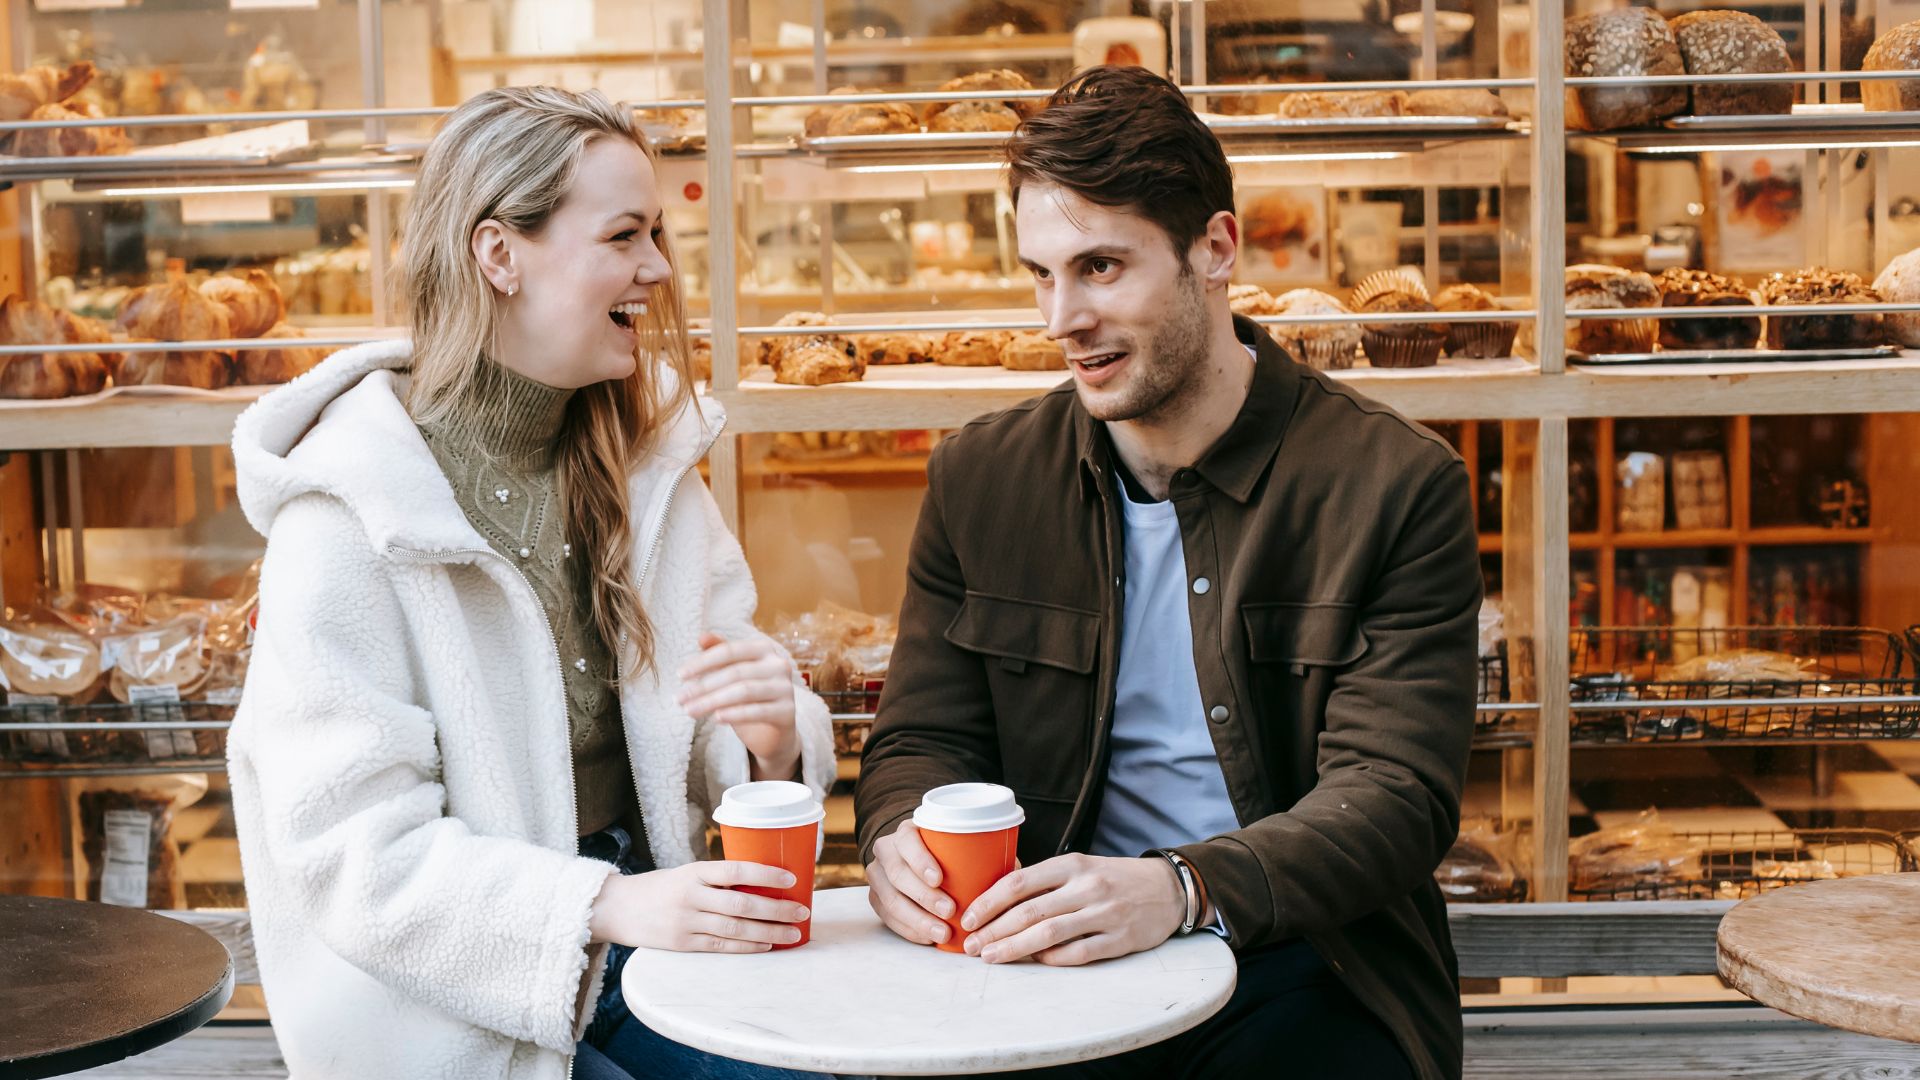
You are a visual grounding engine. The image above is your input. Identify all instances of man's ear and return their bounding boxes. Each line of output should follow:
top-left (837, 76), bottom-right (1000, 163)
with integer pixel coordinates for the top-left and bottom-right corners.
top-left (1196, 210), bottom-right (1239, 290)
top-left (471, 218), bottom-right (518, 296)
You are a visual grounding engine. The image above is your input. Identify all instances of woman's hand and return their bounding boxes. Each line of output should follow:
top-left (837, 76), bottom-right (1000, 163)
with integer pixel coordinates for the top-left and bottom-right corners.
top-left (588, 861), bottom-right (809, 952)
top-left (676, 632), bottom-right (800, 780)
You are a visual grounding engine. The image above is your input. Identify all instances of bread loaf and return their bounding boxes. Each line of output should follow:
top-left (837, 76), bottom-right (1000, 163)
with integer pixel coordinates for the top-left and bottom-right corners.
top-left (1276, 90), bottom-right (1405, 119)
top-left (1565, 9), bottom-right (1688, 130)
top-left (1863, 19), bottom-right (1920, 111)
top-left (921, 71), bottom-right (1038, 133)
top-left (1670, 11), bottom-right (1794, 116)
top-left (1872, 246), bottom-right (1920, 346)
top-left (0, 295), bottom-right (112, 399)
top-left (936, 329), bottom-right (1006, 367)
top-left (1404, 88), bottom-right (1510, 118)
top-left (1566, 264), bottom-right (1659, 353)
top-left (805, 87), bottom-right (918, 138)
top-left (1760, 267), bottom-right (1885, 349)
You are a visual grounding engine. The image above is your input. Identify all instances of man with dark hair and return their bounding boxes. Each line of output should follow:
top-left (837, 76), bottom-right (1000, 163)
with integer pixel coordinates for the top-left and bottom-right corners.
top-left (855, 66), bottom-right (1479, 1080)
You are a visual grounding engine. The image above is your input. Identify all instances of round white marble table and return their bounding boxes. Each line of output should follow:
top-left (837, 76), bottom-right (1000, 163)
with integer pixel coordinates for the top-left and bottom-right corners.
top-left (1717, 875), bottom-right (1920, 1044)
top-left (621, 885), bottom-right (1237, 1075)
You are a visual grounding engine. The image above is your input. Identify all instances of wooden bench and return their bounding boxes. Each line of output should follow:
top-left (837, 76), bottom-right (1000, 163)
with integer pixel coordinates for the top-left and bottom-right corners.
top-left (1451, 900), bottom-right (1920, 1079)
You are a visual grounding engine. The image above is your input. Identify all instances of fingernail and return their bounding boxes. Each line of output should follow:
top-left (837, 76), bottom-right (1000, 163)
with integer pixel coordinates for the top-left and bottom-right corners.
top-left (795, 907), bottom-right (810, 920)
top-left (924, 869), bottom-right (939, 884)
top-left (937, 901), bottom-right (953, 919)
top-left (782, 873), bottom-right (796, 887)
top-left (783, 930), bottom-right (801, 944)
top-left (960, 913), bottom-right (975, 930)
top-left (984, 947), bottom-right (1002, 963)
top-left (933, 924), bottom-right (948, 942)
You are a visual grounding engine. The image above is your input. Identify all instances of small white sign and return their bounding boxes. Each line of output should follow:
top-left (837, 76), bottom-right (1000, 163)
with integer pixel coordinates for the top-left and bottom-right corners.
top-left (231, 0), bottom-right (320, 9)
top-left (34, 0), bottom-right (128, 10)
top-left (100, 810), bottom-right (154, 908)
top-left (182, 190), bottom-right (276, 224)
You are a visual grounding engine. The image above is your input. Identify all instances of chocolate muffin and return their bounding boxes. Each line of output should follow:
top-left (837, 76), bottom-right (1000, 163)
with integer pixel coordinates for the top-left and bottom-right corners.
top-left (1359, 291), bottom-right (1446, 368)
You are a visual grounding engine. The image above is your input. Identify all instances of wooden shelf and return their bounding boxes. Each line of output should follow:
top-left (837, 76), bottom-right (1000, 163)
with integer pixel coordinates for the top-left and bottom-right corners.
top-left (1478, 527), bottom-right (1880, 552)
top-left (8, 356), bottom-right (1920, 451)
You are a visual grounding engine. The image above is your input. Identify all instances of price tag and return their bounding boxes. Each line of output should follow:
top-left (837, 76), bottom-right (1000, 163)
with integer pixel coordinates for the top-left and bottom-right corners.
top-left (6, 693), bottom-right (67, 757)
top-left (100, 810), bottom-right (153, 908)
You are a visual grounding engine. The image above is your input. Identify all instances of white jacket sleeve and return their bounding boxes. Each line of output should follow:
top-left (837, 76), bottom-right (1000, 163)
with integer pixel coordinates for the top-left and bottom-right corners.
top-left (235, 494), bottom-right (614, 1052)
top-left (688, 482), bottom-right (837, 819)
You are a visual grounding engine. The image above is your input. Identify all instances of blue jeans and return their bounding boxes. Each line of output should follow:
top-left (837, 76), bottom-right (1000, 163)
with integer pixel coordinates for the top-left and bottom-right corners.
top-left (572, 826), bottom-right (824, 1080)
top-left (574, 942), bottom-right (824, 1080)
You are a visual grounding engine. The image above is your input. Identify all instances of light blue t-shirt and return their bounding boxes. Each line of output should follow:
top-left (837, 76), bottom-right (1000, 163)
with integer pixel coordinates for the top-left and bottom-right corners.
top-left (1088, 472), bottom-right (1242, 860)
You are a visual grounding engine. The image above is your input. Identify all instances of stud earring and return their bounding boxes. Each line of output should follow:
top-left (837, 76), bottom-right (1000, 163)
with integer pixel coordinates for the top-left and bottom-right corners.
top-left (506, 282), bottom-right (518, 297)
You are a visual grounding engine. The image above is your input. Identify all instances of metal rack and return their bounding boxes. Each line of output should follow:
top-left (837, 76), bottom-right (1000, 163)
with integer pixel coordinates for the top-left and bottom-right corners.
top-left (1569, 828), bottom-right (1917, 902)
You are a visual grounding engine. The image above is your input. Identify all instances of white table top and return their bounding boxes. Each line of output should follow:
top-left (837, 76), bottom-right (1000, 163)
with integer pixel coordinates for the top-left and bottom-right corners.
top-left (620, 885), bottom-right (1237, 1075)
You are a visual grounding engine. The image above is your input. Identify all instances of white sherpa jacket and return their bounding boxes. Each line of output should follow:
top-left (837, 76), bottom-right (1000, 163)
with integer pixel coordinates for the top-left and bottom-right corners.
top-left (226, 339), bottom-right (835, 1079)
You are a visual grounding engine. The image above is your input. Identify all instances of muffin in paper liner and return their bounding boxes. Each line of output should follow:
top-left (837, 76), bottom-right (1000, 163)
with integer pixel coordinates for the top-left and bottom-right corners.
top-left (1285, 335), bottom-right (1360, 370)
top-left (1363, 328), bottom-right (1446, 368)
top-left (1433, 283), bottom-right (1520, 358)
top-left (1445, 320), bottom-right (1521, 359)
top-left (1349, 267), bottom-right (1431, 309)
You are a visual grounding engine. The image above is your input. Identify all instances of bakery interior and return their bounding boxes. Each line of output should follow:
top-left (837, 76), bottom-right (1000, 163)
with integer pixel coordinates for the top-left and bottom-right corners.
top-left (4, 0), bottom-right (1920, 1058)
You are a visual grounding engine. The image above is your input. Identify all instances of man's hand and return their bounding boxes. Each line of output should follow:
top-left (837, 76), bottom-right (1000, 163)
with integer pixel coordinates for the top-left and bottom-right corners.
top-left (865, 819), bottom-right (956, 946)
top-left (959, 853), bottom-right (1184, 966)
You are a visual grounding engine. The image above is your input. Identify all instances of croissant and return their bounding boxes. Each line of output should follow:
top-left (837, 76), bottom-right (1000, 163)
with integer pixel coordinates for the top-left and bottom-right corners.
top-left (116, 280), bottom-right (233, 342)
top-left (200, 270), bottom-right (286, 338)
top-left (10, 101), bottom-right (131, 157)
top-left (0, 61), bottom-right (94, 123)
top-left (112, 282), bottom-right (233, 389)
top-left (111, 349), bottom-right (231, 390)
top-left (233, 322), bottom-right (327, 385)
top-left (0, 295), bottom-right (111, 399)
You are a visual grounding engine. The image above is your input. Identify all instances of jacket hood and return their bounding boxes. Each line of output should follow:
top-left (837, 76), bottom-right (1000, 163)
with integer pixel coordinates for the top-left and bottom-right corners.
top-left (231, 338), bottom-right (723, 555)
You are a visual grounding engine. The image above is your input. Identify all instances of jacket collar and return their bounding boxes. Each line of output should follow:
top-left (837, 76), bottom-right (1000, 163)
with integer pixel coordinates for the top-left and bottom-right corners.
top-left (232, 338), bottom-right (723, 559)
top-left (1075, 313), bottom-right (1301, 504)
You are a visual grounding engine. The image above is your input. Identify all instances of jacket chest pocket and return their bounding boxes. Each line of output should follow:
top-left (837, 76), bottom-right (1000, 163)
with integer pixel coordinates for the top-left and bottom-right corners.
top-left (1242, 601), bottom-right (1368, 735)
top-left (946, 592), bottom-right (1099, 802)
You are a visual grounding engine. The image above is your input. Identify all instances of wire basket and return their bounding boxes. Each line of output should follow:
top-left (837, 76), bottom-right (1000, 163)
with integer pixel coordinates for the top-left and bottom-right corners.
top-left (1570, 828), bottom-right (1917, 902)
top-left (1567, 627), bottom-right (1920, 743)
top-left (0, 699), bottom-right (232, 766)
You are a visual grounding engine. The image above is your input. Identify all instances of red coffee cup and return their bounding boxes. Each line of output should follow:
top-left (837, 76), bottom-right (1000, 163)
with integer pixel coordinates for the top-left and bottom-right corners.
top-left (713, 780), bottom-right (824, 949)
top-left (913, 783), bottom-right (1025, 954)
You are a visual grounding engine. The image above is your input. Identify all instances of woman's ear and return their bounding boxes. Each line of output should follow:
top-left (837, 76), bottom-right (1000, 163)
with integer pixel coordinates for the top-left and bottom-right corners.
top-left (471, 219), bottom-right (518, 296)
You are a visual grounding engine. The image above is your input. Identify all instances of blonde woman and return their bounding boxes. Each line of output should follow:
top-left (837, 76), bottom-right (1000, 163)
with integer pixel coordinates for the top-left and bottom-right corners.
top-left (228, 87), bottom-right (835, 1080)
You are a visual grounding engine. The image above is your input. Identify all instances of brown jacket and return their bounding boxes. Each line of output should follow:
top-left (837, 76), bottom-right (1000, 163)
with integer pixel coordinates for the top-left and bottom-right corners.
top-left (856, 316), bottom-right (1481, 1080)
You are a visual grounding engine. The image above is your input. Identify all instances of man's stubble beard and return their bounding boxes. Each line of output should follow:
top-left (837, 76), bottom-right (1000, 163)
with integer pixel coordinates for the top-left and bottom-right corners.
top-left (1077, 264), bottom-right (1215, 427)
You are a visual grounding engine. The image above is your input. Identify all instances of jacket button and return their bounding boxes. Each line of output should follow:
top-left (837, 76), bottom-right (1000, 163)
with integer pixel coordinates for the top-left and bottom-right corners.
top-left (1192, 577), bottom-right (1211, 595)
top-left (1209, 705), bottom-right (1229, 723)
top-left (518, 547), bottom-right (532, 559)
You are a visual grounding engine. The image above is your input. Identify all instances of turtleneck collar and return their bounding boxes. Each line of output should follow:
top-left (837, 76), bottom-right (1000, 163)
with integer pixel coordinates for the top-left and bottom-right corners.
top-left (417, 356), bottom-right (574, 469)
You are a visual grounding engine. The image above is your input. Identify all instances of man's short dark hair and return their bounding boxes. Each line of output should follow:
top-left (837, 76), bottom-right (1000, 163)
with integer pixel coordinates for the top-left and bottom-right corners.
top-left (1005, 65), bottom-right (1235, 259)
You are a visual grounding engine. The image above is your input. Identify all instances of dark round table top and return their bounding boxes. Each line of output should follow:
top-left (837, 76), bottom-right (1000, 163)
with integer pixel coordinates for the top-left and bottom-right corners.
top-left (0, 896), bottom-right (233, 1079)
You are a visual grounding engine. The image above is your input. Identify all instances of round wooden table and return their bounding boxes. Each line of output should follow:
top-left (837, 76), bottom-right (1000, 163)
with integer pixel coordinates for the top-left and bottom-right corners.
top-left (1717, 875), bottom-right (1920, 1044)
top-left (0, 896), bottom-right (234, 1079)
top-left (621, 885), bottom-right (1237, 1075)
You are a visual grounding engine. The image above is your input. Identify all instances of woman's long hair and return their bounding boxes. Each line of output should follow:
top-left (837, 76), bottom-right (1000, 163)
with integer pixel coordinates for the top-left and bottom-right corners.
top-left (402, 86), bottom-right (694, 676)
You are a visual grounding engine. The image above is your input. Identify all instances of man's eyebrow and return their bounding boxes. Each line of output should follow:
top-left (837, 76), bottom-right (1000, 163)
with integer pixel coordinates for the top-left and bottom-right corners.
top-left (1018, 244), bottom-right (1137, 273)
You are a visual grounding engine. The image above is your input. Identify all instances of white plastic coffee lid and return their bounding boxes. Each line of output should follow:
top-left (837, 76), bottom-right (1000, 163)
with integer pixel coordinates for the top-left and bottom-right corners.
top-left (913, 783), bottom-right (1025, 834)
top-left (712, 781), bottom-right (825, 829)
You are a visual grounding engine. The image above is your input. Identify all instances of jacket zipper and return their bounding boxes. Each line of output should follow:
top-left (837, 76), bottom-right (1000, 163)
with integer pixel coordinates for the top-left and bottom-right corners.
top-left (390, 544), bottom-right (580, 1080)
top-left (392, 412), bottom-right (724, 1077)
top-left (614, 412), bottom-right (724, 850)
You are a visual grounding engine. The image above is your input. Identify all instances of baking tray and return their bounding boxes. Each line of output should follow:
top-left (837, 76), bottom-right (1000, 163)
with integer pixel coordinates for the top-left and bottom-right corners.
top-left (803, 113), bottom-right (1514, 153)
top-left (1200, 114), bottom-right (1515, 137)
top-left (1571, 345), bottom-right (1901, 366)
top-left (801, 130), bottom-right (1012, 153)
top-left (1666, 105), bottom-right (1920, 131)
